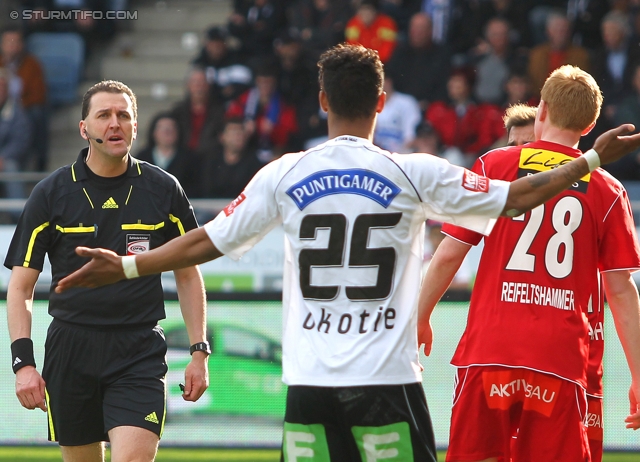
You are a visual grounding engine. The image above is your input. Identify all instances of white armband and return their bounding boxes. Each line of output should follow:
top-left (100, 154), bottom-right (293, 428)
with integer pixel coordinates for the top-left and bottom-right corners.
top-left (583, 149), bottom-right (601, 172)
top-left (121, 255), bottom-right (139, 279)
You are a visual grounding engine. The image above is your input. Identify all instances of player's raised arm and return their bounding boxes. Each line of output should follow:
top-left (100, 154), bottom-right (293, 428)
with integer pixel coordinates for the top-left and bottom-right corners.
top-left (503, 124), bottom-right (640, 217)
top-left (55, 227), bottom-right (222, 292)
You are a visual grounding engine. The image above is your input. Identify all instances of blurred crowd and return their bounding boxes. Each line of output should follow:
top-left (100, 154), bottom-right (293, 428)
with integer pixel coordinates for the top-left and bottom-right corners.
top-left (0, 0), bottom-right (128, 204)
top-left (5, 0), bottom-right (640, 202)
top-left (136, 0), bottom-right (640, 193)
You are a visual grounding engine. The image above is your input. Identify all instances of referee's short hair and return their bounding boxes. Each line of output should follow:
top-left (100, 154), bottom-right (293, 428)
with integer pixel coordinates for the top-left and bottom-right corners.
top-left (81, 80), bottom-right (138, 121)
top-left (317, 43), bottom-right (383, 120)
top-left (503, 103), bottom-right (537, 133)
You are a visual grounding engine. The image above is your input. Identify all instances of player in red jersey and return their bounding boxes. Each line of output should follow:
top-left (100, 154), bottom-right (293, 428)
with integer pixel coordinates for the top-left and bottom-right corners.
top-left (504, 102), bottom-right (606, 462)
top-left (504, 103), bottom-right (606, 462)
top-left (418, 65), bottom-right (640, 462)
top-left (503, 104), bottom-right (536, 147)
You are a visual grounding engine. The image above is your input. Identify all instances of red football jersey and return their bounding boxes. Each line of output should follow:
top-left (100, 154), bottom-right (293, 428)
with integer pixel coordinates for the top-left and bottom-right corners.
top-left (443, 140), bottom-right (640, 387)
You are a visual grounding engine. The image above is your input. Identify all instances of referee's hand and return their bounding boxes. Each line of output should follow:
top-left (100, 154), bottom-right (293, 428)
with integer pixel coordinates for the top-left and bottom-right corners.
top-left (15, 366), bottom-right (46, 412)
top-left (182, 352), bottom-right (209, 402)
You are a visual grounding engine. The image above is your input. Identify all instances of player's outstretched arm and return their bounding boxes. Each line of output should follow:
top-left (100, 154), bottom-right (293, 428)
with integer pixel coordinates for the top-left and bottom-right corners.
top-left (503, 124), bottom-right (640, 216)
top-left (602, 270), bottom-right (640, 430)
top-left (418, 236), bottom-right (471, 356)
top-left (55, 227), bottom-right (223, 292)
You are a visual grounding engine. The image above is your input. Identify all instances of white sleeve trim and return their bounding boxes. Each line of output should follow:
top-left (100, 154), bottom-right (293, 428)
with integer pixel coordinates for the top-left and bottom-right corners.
top-left (441, 231), bottom-right (477, 247)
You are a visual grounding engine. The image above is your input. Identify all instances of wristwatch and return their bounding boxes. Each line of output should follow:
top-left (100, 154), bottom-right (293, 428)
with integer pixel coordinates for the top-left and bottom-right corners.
top-left (189, 341), bottom-right (211, 355)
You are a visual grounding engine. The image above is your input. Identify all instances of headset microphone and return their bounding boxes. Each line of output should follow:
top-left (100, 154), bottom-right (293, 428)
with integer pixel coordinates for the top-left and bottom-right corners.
top-left (84, 130), bottom-right (103, 144)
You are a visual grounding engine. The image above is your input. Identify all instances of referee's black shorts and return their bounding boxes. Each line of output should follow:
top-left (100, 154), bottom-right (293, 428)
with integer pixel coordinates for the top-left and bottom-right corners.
top-left (42, 318), bottom-right (168, 446)
top-left (281, 383), bottom-right (437, 462)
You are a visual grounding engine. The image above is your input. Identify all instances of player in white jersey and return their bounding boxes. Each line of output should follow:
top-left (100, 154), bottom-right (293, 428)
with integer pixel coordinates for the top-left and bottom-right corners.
top-left (55, 45), bottom-right (640, 461)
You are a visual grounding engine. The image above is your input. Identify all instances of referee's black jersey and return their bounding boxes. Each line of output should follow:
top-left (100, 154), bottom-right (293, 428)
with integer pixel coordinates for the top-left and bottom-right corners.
top-left (4, 149), bottom-right (198, 326)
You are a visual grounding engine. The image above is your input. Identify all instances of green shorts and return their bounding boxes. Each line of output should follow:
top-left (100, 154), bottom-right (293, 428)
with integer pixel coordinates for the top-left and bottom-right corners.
top-left (282, 383), bottom-right (437, 462)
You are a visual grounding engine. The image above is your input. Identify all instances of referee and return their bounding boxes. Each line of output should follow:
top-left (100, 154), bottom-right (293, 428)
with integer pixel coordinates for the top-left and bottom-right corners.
top-left (5, 81), bottom-right (208, 462)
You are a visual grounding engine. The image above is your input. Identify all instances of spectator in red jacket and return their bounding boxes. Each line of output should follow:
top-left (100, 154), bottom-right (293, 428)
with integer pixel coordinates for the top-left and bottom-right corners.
top-left (170, 67), bottom-right (225, 157)
top-left (226, 60), bottom-right (298, 162)
top-left (425, 67), bottom-right (504, 165)
top-left (345, 0), bottom-right (398, 63)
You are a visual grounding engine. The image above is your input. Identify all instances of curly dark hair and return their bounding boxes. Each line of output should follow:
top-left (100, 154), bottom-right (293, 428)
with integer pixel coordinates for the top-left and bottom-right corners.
top-left (81, 80), bottom-right (138, 120)
top-left (317, 44), bottom-right (383, 119)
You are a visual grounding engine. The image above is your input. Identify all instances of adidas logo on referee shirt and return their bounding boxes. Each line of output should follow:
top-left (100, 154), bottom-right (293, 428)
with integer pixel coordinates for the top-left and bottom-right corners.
top-left (145, 412), bottom-right (159, 424)
top-left (102, 197), bottom-right (118, 209)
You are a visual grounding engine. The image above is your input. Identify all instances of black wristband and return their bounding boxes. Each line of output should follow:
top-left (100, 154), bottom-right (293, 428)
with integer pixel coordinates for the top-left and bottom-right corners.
top-left (189, 341), bottom-right (211, 355)
top-left (11, 338), bottom-right (36, 374)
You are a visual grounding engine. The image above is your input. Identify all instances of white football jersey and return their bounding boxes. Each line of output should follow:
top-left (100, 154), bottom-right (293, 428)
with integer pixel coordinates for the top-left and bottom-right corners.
top-left (204, 136), bottom-right (509, 386)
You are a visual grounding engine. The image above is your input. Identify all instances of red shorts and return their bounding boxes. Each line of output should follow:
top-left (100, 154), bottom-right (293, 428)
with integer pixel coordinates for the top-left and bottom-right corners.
top-left (586, 396), bottom-right (603, 462)
top-left (446, 366), bottom-right (590, 462)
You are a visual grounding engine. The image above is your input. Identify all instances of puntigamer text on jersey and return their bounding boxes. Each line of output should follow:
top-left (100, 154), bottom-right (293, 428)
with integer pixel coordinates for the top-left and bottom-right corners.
top-left (286, 169), bottom-right (401, 210)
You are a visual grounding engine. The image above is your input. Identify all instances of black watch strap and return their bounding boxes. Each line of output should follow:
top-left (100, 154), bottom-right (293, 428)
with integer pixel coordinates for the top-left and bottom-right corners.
top-left (189, 341), bottom-right (211, 355)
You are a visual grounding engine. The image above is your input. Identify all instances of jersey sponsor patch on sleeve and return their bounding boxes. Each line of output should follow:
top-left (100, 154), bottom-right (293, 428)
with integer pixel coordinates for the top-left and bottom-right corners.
top-left (126, 234), bottom-right (150, 255)
top-left (462, 170), bottom-right (490, 193)
top-left (223, 192), bottom-right (246, 216)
